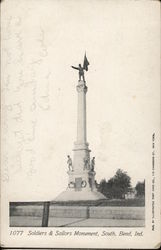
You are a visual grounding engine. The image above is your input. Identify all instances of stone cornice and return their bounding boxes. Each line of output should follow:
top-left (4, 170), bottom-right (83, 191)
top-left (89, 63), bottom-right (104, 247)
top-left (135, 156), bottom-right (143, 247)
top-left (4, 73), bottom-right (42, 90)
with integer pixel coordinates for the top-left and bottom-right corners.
top-left (76, 82), bottom-right (88, 93)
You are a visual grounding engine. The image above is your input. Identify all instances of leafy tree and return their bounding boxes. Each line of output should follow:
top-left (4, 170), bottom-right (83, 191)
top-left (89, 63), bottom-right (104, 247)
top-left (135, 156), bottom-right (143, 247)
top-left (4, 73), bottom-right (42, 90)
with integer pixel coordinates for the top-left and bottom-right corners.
top-left (98, 169), bottom-right (131, 199)
top-left (135, 180), bottom-right (145, 197)
top-left (98, 179), bottom-right (107, 195)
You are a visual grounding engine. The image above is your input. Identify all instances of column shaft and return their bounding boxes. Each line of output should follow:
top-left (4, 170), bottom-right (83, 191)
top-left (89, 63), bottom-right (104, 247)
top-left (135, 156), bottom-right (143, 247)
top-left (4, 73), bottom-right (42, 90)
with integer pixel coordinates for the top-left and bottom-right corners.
top-left (77, 86), bottom-right (87, 143)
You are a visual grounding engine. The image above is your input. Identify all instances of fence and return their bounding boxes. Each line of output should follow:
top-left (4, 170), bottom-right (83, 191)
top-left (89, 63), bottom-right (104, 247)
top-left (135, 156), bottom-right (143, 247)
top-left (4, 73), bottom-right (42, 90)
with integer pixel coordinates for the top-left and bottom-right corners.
top-left (10, 201), bottom-right (145, 227)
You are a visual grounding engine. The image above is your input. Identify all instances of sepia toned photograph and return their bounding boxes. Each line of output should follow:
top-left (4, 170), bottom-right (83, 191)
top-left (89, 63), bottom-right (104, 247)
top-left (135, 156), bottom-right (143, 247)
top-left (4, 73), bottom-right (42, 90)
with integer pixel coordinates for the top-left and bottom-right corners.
top-left (1, 0), bottom-right (160, 249)
top-left (9, 53), bottom-right (145, 228)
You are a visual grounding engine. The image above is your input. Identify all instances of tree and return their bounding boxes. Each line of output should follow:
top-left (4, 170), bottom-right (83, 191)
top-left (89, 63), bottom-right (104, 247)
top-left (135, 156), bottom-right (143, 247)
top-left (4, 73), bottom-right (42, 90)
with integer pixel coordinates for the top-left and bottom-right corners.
top-left (98, 169), bottom-right (131, 199)
top-left (135, 180), bottom-right (145, 197)
top-left (98, 179), bottom-right (107, 196)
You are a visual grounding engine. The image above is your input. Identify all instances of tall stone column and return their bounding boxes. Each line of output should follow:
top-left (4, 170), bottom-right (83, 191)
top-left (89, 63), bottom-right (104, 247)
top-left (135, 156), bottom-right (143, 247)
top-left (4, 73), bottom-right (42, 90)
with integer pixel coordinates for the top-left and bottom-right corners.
top-left (54, 79), bottom-right (106, 201)
top-left (76, 82), bottom-right (87, 143)
top-left (73, 81), bottom-right (90, 175)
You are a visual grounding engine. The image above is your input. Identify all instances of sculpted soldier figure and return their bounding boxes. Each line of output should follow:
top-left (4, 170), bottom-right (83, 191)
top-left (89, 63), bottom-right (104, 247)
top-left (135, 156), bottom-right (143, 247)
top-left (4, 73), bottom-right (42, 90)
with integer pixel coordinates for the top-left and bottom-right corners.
top-left (83, 157), bottom-right (90, 170)
top-left (71, 53), bottom-right (90, 82)
top-left (71, 64), bottom-right (85, 82)
top-left (67, 155), bottom-right (73, 171)
top-left (91, 157), bottom-right (95, 171)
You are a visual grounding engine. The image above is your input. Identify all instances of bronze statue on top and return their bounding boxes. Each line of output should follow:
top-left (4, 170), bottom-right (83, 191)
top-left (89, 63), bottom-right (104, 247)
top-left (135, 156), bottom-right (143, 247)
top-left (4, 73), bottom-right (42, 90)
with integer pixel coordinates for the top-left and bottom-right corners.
top-left (71, 53), bottom-right (89, 82)
top-left (71, 64), bottom-right (85, 82)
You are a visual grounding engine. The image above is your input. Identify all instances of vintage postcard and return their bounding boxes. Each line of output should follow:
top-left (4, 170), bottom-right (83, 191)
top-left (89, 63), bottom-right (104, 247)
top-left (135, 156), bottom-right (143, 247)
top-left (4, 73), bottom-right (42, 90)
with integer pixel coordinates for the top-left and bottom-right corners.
top-left (1, 0), bottom-right (160, 249)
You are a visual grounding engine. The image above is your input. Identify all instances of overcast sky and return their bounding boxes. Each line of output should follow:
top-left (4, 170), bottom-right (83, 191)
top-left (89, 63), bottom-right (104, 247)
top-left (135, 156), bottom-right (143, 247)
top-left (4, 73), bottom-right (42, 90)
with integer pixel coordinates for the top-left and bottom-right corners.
top-left (2, 0), bottom-right (160, 201)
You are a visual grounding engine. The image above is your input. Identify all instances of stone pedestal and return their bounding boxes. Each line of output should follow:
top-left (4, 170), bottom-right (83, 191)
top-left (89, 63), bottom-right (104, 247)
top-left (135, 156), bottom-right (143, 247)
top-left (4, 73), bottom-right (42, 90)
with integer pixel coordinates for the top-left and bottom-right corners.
top-left (54, 81), bottom-right (106, 201)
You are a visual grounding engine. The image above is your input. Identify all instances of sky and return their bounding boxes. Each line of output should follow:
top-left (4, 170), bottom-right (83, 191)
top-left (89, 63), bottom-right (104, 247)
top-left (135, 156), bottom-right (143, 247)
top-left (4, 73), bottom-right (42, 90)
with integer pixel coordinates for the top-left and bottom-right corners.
top-left (2, 0), bottom-right (160, 201)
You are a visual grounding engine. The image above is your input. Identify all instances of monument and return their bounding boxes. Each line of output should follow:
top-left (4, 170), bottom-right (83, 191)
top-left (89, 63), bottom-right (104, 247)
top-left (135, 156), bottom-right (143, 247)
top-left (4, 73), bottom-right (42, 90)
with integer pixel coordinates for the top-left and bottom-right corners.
top-left (55, 54), bottom-right (106, 201)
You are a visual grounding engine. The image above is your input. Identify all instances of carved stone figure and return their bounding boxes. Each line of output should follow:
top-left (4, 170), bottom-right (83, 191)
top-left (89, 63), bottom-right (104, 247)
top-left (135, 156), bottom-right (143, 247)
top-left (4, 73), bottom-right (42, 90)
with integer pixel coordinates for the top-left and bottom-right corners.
top-left (67, 155), bottom-right (73, 171)
top-left (91, 157), bottom-right (95, 171)
top-left (83, 157), bottom-right (90, 170)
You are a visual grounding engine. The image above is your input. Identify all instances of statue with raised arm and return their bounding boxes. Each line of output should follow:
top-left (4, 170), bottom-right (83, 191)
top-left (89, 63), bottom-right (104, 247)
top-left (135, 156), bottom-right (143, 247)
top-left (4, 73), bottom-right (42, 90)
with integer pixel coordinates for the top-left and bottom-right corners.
top-left (67, 155), bottom-right (73, 171)
top-left (71, 53), bottom-right (90, 82)
top-left (71, 64), bottom-right (85, 82)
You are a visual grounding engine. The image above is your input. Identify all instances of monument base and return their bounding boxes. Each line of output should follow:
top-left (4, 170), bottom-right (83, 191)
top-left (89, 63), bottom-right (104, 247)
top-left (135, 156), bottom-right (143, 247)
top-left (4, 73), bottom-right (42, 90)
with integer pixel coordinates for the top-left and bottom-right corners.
top-left (54, 189), bottom-right (106, 202)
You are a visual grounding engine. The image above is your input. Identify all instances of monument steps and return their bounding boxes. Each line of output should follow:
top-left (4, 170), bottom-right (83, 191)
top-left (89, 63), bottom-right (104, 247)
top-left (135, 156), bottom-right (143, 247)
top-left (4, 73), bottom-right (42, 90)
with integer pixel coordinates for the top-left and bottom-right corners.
top-left (54, 189), bottom-right (106, 201)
